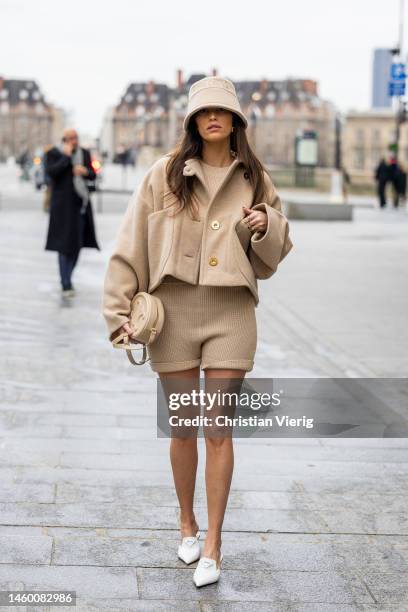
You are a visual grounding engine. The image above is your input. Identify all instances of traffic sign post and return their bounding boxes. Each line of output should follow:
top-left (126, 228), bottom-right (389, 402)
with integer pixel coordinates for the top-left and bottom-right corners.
top-left (387, 0), bottom-right (407, 159)
top-left (388, 59), bottom-right (407, 157)
top-left (391, 62), bottom-right (406, 80)
top-left (388, 61), bottom-right (406, 96)
top-left (389, 82), bottom-right (406, 97)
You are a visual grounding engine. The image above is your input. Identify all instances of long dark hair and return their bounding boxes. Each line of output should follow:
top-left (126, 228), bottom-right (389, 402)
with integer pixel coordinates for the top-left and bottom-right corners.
top-left (163, 112), bottom-right (268, 219)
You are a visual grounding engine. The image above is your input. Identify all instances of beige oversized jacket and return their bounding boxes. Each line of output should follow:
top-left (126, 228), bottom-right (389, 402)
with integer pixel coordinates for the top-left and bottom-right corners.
top-left (102, 154), bottom-right (293, 340)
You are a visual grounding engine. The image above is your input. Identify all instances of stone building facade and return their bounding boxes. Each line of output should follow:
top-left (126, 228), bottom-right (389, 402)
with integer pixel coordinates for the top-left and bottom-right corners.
top-left (342, 109), bottom-right (407, 179)
top-left (0, 77), bottom-right (63, 160)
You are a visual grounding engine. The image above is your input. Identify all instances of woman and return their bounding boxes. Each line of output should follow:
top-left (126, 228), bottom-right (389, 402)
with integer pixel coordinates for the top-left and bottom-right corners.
top-left (102, 76), bottom-right (293, 587)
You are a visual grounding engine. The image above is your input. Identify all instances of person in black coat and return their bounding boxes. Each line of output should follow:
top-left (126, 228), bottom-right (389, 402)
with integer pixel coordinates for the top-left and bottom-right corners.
top-left (394, 164), bottom-right (407, 208)
top-left (387, 156), bottom-right (407, 208)
top-left (374, 158), bottom-right (389, 208)
top-left (45, 129), bottom-right (100, 295)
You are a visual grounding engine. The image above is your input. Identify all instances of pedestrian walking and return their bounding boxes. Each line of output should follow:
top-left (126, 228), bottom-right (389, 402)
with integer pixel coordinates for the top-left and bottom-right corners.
top-left (42, 145), bottom-right (53, 213)
top-left (387, 155), bottom-right (404, 209)
top-left (341, 166), bottom-right (351, 203)
top-left (44, 128), bottom-right (100, 297)
top-left (401, 165), bottom-right (408, 208)
top-left (375, 157), bottom-right (390, 208)
top-left (16, 149), bottom-right (31, 181)
top-left (102, 76), bottom-right (293, 587)
top-left (395, 163), bottom-right (407, 208)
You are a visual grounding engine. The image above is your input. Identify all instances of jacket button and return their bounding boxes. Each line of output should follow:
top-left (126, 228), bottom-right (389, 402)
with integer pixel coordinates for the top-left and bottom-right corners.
top-left (211, 220), bottom-right (220, 230)
top-left (209, 256), bottom-right (218, 266)
top-left (244, 171), bottom-right (250, 180)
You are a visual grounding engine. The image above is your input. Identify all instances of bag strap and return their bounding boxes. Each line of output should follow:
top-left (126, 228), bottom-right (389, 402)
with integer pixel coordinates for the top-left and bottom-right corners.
top-left (112, 332), bottom-right (150, 366)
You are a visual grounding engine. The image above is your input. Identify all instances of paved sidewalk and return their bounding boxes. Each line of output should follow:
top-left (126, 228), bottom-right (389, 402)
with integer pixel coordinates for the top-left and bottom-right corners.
top-left (0, 205), bottom-right (407, 610)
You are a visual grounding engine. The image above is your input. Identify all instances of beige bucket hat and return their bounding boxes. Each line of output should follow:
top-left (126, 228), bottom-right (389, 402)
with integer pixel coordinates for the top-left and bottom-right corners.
top-left (183, 76), bottom-right (248, 131)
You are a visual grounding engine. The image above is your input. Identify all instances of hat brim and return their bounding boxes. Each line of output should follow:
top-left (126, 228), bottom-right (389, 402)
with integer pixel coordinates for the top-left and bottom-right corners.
top-left (183, 103), bottom-right (248, 132)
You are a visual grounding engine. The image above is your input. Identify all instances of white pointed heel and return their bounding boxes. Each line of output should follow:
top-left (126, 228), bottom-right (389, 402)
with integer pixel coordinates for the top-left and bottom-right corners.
top-left (193, 552), bottom-right (223, 587)
top-left (177, 530), bottom-right (201, 565)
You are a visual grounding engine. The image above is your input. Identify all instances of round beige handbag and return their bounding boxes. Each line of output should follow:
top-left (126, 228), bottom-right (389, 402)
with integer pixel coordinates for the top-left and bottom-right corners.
top-left (111, 292), bottom-right (165, 365)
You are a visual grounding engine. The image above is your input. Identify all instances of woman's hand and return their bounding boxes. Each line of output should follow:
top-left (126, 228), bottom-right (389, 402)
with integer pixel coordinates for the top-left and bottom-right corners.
top-left (242, 206), bottom-right (267, 233)
top-left (122, 322), bottom-right (135, 338)
top-left (112, 322), bottom-right (135, 343)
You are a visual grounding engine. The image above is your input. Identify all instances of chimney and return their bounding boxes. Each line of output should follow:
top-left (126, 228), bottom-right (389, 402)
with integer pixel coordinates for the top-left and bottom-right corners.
top-left (176, 69), bottom-right (184, 91)
top-left (146, 80), bottom-right (155, 96)
top-left (302, 79), bottom-right (318, 96)
top-left (260, 78), bottom-right (268, 95)
top-left (211, 67), bottom-right (218, 76)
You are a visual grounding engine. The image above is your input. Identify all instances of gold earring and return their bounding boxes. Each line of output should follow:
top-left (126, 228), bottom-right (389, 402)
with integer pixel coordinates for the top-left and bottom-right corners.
top-left (231, 127), bottom-right (234, 132)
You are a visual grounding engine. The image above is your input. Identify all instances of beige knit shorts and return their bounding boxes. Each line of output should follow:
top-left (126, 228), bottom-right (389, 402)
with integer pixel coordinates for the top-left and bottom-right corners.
top-left (147, 276), bottom-right (257, 373)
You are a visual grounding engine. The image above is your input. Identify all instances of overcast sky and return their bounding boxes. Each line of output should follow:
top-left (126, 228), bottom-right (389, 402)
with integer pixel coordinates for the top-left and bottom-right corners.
top-left (1, 0), bottom-right (405, 137)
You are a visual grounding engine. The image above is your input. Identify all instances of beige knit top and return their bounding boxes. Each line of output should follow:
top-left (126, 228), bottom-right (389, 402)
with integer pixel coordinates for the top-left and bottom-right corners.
top-left (199, 159), bottom-right (234, 201)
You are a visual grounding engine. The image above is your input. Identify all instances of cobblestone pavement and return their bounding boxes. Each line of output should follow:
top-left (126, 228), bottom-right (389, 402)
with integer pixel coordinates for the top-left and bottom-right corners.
top-left (0, 197), bottom-right (407, 610)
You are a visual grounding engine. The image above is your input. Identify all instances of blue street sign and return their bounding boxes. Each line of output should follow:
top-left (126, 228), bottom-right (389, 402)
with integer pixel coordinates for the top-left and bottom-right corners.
top-left (389, 81), bottom-right (406, 97)
top-left (390, 62), bottom-right (406, 80)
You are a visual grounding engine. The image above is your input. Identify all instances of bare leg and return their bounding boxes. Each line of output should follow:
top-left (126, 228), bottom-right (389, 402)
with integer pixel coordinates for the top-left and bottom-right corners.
top-left (203, 368), bottom-right (246, 569)
top-left (159, 366), bottom-right (200, 539)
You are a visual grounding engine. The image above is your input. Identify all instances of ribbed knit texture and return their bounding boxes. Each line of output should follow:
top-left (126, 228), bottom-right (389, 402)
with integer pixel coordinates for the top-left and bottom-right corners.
top-left (147, 280), bottom-right (257, 373)
top-left (199, 159), bottom-right (233, 201)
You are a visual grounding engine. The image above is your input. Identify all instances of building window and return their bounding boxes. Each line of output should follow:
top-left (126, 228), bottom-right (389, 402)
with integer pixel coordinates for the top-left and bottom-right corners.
top-left (353, 148), bottom-right (365, 170)
top-left (372, 149), bottom-right (383, 165)
top-left (372, 129), bottom-right (381, 143)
